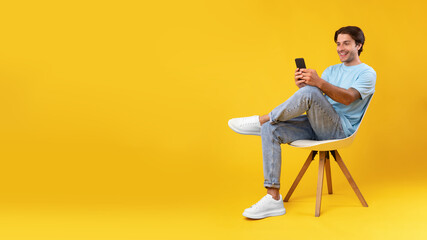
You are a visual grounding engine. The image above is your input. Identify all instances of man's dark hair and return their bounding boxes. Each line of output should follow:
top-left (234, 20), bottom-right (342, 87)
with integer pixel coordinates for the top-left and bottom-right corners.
top-left (334, 26), bottom-right (365, 56)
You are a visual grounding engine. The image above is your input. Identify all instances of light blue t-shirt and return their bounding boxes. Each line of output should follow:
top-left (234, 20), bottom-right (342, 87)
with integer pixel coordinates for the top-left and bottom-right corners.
top-left (321, 63), bottom-right (376, 137)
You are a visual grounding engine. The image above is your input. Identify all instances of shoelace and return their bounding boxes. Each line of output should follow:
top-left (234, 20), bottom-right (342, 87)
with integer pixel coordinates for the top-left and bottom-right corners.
top-left (249, 195), bottom-right (269, 209)
top-left (241, 117), bottom-right (259, 127)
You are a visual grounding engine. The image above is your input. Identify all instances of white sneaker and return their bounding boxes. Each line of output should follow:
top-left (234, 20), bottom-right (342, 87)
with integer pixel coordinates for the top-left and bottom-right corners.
top-left (228, 115), bottom-right (261, 136)
top-left (243, 194), bottom-right (286, 219)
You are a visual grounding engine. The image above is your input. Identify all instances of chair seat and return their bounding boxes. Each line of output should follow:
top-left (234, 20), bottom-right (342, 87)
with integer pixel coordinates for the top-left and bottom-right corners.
top-left (289, 132), bottom-right (357, 151)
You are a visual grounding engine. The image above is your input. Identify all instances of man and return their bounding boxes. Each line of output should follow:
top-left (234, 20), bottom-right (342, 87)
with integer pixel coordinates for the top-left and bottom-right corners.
top-left (228, 26), bottom-right (376, 219)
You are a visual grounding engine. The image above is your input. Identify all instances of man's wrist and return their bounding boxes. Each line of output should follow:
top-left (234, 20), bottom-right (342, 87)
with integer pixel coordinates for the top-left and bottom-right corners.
top-left (317, 78), bottom-right (326, 90)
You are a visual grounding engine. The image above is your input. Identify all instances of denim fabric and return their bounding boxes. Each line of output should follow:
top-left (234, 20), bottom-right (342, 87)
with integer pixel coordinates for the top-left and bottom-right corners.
top-left (262, 86), bottom-right (346, 189)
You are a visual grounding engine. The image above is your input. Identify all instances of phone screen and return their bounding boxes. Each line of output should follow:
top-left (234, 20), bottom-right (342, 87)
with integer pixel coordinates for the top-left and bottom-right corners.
top-left (295, 58), bottom-right (306, 69)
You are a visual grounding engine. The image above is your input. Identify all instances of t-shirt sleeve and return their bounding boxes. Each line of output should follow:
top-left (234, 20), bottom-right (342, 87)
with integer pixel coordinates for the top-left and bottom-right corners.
top-left (321, 66), bottom-right (331, 82)
top-left (351, 69), bottom-right (376, 99)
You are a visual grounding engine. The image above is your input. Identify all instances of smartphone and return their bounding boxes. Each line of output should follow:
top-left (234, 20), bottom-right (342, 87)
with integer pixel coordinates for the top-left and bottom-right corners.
top-left (295, 58), bottom-right (306, 69)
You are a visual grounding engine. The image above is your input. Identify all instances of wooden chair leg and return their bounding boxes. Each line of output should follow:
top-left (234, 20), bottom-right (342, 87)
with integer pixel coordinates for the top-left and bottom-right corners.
top-left (284, 151), bottom-right (317, 202)
top-left (331, 150), bottom-right (368, 207)
top-left (325, 151), bottom-right (333, 194)
top-left (315, 151), bottom-right (326, 217)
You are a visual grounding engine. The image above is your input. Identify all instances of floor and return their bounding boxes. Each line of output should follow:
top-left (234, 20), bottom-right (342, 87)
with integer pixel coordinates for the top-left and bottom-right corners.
top-left (0, 178), bottom-right (425, 240)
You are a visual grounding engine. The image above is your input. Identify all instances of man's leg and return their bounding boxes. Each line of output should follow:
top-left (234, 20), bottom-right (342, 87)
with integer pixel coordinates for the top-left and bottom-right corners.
top-left (268, 86), bottom-right (345, 140)
top-left (261, 86), bottom-right (345, 196)
top-left (261, 116), bottom-right (315, 198)
top-left (242, 116), bottom-right (314, 219)
top-left (229, 86), bottom-right (345, 138)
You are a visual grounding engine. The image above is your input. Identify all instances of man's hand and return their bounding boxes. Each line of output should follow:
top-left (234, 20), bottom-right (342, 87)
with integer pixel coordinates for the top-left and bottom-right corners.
top-left (294, 68), bottom-right (307, 88)
top-left (299, 68), bottom-right (323, 88)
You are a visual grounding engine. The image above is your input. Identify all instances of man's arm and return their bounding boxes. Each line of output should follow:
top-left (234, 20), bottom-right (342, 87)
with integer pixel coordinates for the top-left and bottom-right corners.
top-left (317, 80), bottom-right (360, 105)
top-left (297, 68), bottom-right (361, 105)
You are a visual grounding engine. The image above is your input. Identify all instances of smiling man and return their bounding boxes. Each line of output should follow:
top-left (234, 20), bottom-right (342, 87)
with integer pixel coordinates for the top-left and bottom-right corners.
top-left (228, 26), bottom-right (376, 219)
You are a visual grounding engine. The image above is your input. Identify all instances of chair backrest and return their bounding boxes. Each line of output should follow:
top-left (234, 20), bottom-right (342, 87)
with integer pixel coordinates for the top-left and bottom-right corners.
top-left (344, 94), bottom-right (374, 139)
top-left (288, 94), bottom-right (374, 151)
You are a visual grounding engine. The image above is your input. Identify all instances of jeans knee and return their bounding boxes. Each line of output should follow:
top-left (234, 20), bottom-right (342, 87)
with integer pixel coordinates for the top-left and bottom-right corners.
top-left (261, 122), bottom-right (277, 137)
top-left (261, 123), bottom-right (282, 142)
top-left (297, 85), bottom-right (323, 100)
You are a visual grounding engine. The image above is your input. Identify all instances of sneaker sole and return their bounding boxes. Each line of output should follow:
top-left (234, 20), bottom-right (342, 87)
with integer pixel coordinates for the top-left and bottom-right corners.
top-left (243, 208), bottom-right (286, 219)
top-left (228, 120), bottom-right (261, 136)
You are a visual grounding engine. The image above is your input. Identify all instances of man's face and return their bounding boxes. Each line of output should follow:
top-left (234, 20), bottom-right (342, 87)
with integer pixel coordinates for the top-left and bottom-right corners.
top-left (336, 34), bottom-right (361, 65)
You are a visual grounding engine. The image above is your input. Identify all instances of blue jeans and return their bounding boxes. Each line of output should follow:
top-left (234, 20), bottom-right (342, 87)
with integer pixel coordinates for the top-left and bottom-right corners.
top-left (262, 86), bottom-right (346, 189)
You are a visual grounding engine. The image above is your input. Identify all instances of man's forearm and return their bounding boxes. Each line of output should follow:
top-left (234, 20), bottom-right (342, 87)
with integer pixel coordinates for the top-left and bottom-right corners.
top-left (317, 79), bottom-right (360, 105)
top-left (299, 68), bottom-right (361, 105)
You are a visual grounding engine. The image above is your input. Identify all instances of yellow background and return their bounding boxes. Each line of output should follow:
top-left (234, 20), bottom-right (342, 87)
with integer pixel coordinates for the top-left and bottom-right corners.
top-left (0, 0), bottom-right (426, 239)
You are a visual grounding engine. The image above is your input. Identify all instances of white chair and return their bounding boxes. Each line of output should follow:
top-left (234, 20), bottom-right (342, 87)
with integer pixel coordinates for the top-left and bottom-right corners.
top-left (284, 95), bottom-right (373, 217)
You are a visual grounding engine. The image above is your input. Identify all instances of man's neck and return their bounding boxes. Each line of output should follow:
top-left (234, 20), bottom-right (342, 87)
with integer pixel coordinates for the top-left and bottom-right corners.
top-left (343, 59), bottom-right (362, 66)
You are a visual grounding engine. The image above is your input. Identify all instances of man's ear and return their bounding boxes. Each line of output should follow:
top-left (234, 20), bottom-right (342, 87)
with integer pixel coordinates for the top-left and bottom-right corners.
top-left (356, 43), bottom-right (362, 50)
